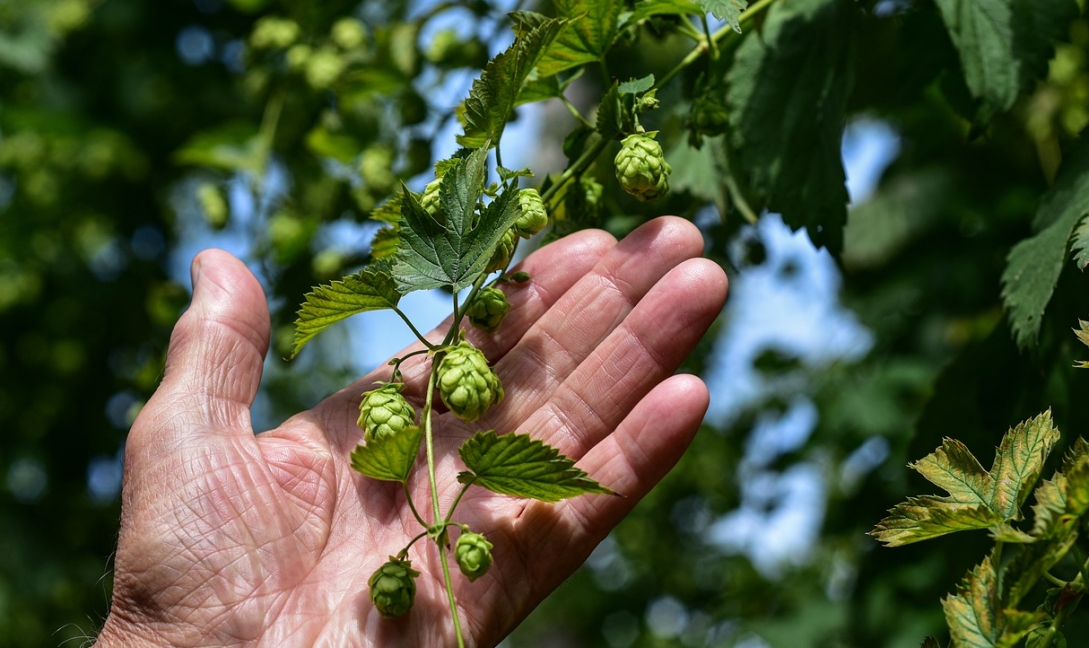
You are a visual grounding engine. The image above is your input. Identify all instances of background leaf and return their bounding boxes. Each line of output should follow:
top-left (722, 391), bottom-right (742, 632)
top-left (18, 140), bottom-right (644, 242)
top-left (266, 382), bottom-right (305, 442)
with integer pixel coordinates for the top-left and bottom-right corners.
top-left (699, 0), bottom-right (748, 33)
top-left (459, 431), bottom-right (614, 502)
top-left (457, 18), bottom-right (565, 149)
top-left (934, 0), bottom-right (1076, 121)
top-left (1001, 139), bottom-right (1089, 349)
top-left (726, 0), bottom-right (853, 254)
top-left (532, 0), bottom-right (624, 78)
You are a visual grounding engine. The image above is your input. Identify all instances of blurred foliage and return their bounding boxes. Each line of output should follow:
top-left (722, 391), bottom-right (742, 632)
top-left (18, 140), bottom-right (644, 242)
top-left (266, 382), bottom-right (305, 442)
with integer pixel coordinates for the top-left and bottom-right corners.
top-left (5, 0), bottom-right (1089, 646)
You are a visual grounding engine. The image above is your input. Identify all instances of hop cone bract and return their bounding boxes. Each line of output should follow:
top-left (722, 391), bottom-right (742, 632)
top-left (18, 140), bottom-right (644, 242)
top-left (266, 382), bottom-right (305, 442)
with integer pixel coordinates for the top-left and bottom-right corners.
top-left (614, 132), bottom-right (671, 202)
top-left (455, 531), bottom-right (494, 582)
top-left (437, 341), bottom-right (503, 422)
top-left (485, 229), bottom-right (518, 274)
top-left (514, 188), bottom-right (547, 238)
top-left (368, 558), bottom-right (419, 618)
top-left (357, 382), bottom-right (416, 443)
top-left (465, 286), bottom-right (510, 333)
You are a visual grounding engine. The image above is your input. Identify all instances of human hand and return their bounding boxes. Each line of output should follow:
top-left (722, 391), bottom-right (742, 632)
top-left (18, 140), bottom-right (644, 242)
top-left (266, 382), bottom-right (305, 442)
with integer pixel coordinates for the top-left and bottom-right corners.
top-left (96, 217), bottom-right (727, 648)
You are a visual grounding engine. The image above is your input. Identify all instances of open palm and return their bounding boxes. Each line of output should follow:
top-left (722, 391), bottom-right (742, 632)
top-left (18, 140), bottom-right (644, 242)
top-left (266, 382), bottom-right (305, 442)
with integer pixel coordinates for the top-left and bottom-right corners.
top-left (97, 218), bottom-right (727, 648)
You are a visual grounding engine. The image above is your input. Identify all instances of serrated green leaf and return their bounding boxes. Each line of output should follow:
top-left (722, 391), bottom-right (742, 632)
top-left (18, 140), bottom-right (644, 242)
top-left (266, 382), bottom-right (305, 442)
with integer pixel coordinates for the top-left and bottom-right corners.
top-left (457, 18), bottom-right (565, 149)
top-left (292, 266), bottom-right (401, 358)
top-left (942, 552), bottom-right (1046, 648)
top-left (934, 0), bottom-right (1076, 121)
top-left (1001, 139), bottom-right (1089, 349)
top-left (618, 74), bottom-right (654, 95)
top-left (459, 431), bottom-right (614, 502)
top-left (699, 0), bottom-right (748, 33)
top-left (725, 0), bottom-right (853, 254)
top-left (595, 81), bottom-right (623, 141)
top-left (873, 411), bottom-right (1060, 546)
top-left (370, 193), bottom-right (404, 224)
top-left (533, 0), bottom-right (623, 78)
top-left (349, 425), bottom-right (424, 483)
top-left (392, 152), bottom-right (523, 293)
top-left (1072, 213), bottom-right (1089, 269)
top-left (370, 226), bottom-right (399, 260)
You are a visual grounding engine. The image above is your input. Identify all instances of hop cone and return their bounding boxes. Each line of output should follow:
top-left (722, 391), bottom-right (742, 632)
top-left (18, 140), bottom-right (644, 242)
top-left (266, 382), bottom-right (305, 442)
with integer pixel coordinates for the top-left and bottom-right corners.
top-left (357, 382), bottom-right (416, 443)
top-left (465, 286), bottom-right (510, 333)
top-left (514, 188), bottom-right (547, 238)
top-left (614, 132), bottom-right (671, 202)
top-left (437, 341), bottom-right (503, 422)
top-left (455, 531), bottom-right (494, 582)
top-left (420, 178), bottom-right (442, 219)
top-left (485, 229), bottom-right (518, 274)
top-left (368, 558), bottom-right (419, 618)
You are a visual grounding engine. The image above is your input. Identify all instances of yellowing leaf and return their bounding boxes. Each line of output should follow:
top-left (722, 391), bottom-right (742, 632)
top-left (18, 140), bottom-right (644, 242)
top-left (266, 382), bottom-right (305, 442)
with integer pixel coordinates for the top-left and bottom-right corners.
top-left (872, 411), bottom-right (1059, 546)
top-left (1075, 320), bottom-right (1089, 368)
top-left (942, 553), bottom-right (1045, 648)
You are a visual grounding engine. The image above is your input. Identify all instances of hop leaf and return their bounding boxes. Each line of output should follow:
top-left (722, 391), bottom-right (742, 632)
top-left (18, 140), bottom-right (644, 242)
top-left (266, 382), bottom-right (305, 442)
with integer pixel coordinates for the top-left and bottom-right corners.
top-left (459, 430), bottom-right (614, 502)
top-left (368, 558), bottom-right (419, 618)
top-left (454, 531), bottom-right (494, 581)
top-left (437, 341), bottom-right (504, 423)
top-left (357, 382), bottom-right (416, 443)
top-left (872, 410), bottom-right (1060, 546)
top-left (465, 286), bottom-right (510, 333)
top-left (614, 132), bottom-right (672, 202)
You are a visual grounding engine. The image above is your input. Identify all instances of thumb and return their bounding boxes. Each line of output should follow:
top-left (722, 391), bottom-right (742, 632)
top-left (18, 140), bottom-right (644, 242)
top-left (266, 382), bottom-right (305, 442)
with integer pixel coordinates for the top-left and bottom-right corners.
top-left (137, 249), bottom-right (270, 444)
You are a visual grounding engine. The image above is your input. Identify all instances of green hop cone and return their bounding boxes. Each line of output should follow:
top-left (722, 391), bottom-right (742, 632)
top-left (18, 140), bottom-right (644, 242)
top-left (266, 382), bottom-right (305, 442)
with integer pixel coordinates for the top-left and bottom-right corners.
top-left (455, 531), bottom-right (494, 582)
top-left (420, 178), bottom-right (442, 219)
top-left (614, 132), bottom-right (671, 202)
top-left (437, 341), bottom-right (503, 422)
top-left (514, 188), bottom-right (547, 238)
top-left (368, 558), bottom-right (419, 618)
top-left (465, 286), bottom-right (510, 333)
top-left (485, 229), bottom-right (517, 274)
top-left (357, 382), bottom-right (416, 443)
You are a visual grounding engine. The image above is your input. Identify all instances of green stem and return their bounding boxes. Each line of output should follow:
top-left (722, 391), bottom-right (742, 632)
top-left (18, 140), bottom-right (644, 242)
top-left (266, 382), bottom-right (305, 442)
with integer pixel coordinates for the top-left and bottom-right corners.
top-left (394, 307), bottom-right (437, 350)
top-left (402, 481), bottom-right (428, 528)
top-left (444, 481), bottom-right (475, 525)
top-left (560, 96), bottom-right (594, 128)
top-left (700, 15), bottom-right (719, 61)
top-left (421, 346), bottom-right (467, 646)
top-left (437, 528), bottom-right (466, 648)
top-left (389, 348), bottom-right (431, 379)
top-left (540, 135), bottom-right (610, 208)
top-left (422, 359), bottom-right (442, 526)
top-left (653, 0), bottom-right (777, 92)
top-left (398, 530), bottom-right (430, 558)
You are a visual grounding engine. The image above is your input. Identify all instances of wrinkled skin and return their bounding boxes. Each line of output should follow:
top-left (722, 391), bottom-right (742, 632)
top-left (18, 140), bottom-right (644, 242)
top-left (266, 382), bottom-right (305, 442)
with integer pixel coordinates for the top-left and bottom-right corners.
top-left (96, 218), bottom-right (728, 648)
